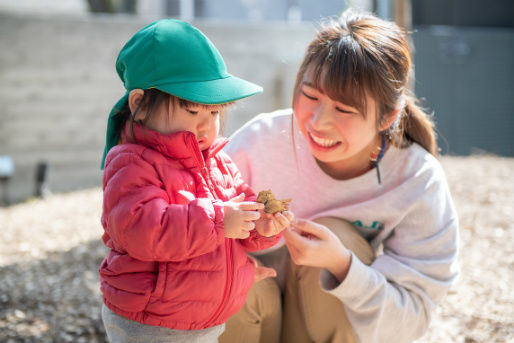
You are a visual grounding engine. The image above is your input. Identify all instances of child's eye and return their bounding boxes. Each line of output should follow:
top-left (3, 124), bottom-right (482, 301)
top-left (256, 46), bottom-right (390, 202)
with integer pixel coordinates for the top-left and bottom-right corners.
top-left (187, 109), bottom-right (199, 115)
top-left (301, 90), bottom-right (318, 101)
top-left (211, 110), bottom-right (220, 116)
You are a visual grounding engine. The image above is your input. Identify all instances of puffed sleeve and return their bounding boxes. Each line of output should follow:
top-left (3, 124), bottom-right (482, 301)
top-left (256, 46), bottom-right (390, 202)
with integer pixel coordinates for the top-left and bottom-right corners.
top-left (101, 148), bottom-right (225, 262)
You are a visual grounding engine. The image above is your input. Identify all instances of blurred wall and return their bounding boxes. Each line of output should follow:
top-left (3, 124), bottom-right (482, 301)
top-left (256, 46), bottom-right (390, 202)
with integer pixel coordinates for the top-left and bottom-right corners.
top-left (0, 12), bottom-right (315, 203)
top-left (413, 26), bottom-right (514, 156)
top-left (411, 0), bottom-right (514, 156)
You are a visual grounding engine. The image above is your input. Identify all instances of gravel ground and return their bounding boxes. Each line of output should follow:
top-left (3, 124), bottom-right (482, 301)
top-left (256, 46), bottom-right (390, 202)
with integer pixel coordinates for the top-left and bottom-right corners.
top-left (0, 155), bottom-right (513, 343)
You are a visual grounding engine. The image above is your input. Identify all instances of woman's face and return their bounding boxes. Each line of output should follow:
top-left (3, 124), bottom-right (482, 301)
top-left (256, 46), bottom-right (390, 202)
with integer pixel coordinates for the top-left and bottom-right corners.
top-left (293, 69), bottom-right (382, 177)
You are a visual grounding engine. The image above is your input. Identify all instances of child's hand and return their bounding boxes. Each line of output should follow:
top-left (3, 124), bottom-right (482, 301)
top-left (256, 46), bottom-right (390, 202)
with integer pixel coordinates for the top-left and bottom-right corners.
top-left (248, 255), bottom-right (276, 283)
top-left (255, 210), bottom-right (294, 237)
top-left (223, 193), bottom-right (264, 239)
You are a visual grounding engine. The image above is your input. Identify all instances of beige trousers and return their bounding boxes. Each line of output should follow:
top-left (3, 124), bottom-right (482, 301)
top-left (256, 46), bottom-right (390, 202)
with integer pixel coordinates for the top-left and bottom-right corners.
top-left (219, 217), bottom-right (375, 343)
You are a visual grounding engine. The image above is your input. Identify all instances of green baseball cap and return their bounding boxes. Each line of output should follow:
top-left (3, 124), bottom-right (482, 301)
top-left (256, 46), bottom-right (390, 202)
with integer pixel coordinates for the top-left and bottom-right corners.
top-left (101, 19), bottom-right (263, 168)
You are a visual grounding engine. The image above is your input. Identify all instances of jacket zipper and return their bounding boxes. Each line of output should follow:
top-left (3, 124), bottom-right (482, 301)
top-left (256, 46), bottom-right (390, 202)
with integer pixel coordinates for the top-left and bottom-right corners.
top-left (200, 168), bottom-right (233, 326)
top-left (181, 133), bottom-right (234, 326)
top-left (206, 242), bottom-right (232, 326)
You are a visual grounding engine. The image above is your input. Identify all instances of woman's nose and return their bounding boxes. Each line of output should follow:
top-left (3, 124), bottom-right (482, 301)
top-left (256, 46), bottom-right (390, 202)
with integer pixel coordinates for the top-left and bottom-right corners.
top-left (310, 101), bottom-right (331, 130)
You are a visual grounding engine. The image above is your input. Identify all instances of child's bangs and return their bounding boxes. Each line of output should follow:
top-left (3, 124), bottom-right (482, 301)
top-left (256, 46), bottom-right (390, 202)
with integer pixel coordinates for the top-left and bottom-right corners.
top-left (177, 97), bottom-right (233, 110)
top-left (309, 35), bottom-right (369, 115)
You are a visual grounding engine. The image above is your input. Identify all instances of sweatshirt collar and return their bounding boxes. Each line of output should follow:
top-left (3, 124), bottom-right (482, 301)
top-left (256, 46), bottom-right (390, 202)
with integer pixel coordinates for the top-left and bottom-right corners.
top-left (121, 122), bottom-right (228, 168)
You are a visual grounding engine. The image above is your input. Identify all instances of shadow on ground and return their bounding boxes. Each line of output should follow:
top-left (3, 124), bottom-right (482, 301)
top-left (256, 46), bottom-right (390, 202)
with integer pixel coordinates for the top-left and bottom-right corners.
top-left (0, 239), bottom-right (108, 343)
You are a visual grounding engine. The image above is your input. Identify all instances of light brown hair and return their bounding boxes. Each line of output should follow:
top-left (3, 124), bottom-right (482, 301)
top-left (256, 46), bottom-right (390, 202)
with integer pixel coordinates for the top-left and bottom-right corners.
top-left (293, 10), bottom-right (438, 155)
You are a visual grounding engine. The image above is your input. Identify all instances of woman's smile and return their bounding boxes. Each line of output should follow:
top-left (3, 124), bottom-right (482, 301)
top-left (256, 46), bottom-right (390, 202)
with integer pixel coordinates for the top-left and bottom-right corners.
top-left (308, 131), bottom-right (342, 151)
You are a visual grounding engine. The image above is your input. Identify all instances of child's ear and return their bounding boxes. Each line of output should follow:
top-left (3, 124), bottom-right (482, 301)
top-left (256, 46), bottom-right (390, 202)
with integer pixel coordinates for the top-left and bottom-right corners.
top-left (128, 89), bottom-right (145, 115)
top-left (379, 108), bottom-right (400, 132)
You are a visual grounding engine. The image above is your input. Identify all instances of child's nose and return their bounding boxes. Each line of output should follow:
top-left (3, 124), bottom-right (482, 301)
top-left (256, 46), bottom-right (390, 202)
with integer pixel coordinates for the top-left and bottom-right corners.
top-left (197, 114), bottom-right (213, 131)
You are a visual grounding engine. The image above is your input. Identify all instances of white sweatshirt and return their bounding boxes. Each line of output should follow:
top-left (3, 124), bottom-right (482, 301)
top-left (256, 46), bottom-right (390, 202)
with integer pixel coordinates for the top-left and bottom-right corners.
top-left (224, 109), bottom-right (459, 343)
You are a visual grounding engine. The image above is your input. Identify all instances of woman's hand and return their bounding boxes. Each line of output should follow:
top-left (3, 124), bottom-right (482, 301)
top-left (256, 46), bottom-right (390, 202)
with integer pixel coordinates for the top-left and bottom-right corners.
top-left (255, 210), bottom-right (294, 237)
top-left (223, 193), bottom-right (264, 239)
top-left (284, 219), bottom-right (352, 282)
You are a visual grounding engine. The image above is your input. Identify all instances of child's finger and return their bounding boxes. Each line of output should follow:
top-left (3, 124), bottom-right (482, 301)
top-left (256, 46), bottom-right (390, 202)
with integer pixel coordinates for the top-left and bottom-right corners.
top-left (229, 193), bottom-right (246, 203)
top-left (283, 211), bottom-right (294, 223)
top-left (273, 212), bottom-right (290, 228)
top-left (260, 212), bottom-right (272, 219)
top-left (254, 266), bottom-right (277, 282)
top-left (242, 221), bottom-right (256, 231)
top-left (242, 210), bottom-right (261, 221)
top-left (236, 222), bottom-right (255, 234)
top-left (239, 202), bottom-right (265, 211)
top-left (239, 231), bottom-right (251, 239)
top-left (262, 219), bottom-right (275, 236)
top-left (247, 255), bottom-right (259, 268)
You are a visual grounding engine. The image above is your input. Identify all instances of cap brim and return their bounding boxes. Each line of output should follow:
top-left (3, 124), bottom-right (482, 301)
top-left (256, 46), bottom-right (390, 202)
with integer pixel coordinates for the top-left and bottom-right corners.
top-left (154, 75), bottom-right (263, 104)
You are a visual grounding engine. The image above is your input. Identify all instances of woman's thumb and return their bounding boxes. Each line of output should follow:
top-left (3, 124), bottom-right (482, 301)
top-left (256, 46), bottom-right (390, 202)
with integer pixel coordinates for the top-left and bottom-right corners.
top-left (293, 219), bottom-right (327, 239)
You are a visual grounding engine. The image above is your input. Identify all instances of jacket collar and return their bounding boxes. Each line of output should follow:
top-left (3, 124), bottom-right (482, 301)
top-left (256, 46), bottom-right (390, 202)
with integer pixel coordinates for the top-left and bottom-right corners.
top-left (121, 122), bottom-right (228, 168)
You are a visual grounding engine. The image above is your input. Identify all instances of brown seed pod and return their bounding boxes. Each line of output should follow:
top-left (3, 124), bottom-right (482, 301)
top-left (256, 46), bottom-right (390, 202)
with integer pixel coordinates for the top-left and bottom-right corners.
top-left (256, 189), bottom-right (291, 214)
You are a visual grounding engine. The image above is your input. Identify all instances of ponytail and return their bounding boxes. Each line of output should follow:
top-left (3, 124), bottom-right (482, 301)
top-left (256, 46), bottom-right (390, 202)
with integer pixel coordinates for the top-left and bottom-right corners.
top-left (396, 93), bottom-right (438, 156)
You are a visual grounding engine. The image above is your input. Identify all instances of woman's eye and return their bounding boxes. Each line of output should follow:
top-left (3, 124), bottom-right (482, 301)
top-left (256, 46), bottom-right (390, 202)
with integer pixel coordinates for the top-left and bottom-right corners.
top-left (301, 90), bottom-right (318, 101)
top-left (335, 107), bottom-right (356, 114)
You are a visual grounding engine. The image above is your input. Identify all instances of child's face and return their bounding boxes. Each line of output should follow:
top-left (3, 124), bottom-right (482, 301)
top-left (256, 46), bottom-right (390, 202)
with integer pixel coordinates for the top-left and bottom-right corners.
top-left (293, 69), bottom-right (383, 176)
top-left (144, 98), bottom-right (221, 151)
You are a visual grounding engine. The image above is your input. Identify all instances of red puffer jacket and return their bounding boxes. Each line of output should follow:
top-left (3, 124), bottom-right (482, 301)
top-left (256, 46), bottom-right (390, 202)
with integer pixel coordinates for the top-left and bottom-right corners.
top-left (99, 123), bottom-right (280, 330)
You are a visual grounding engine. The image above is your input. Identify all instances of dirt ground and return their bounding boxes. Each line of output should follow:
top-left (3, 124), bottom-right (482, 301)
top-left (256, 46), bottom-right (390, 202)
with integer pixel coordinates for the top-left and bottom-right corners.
top-left (0, 155), bottom-right (513, 343)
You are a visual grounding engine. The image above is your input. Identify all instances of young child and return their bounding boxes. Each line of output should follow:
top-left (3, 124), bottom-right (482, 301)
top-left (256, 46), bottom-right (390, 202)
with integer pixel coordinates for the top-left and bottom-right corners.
top-left (98, 19), bottom-right (293, 343)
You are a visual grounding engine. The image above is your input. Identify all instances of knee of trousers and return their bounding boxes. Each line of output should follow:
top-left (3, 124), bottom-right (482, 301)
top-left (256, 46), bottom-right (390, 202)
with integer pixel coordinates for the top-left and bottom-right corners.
top-left (245, 276), bottom-right (282, 322)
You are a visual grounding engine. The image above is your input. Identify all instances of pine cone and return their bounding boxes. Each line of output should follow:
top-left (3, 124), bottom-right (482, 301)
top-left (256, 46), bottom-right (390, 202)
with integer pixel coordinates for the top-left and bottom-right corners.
top-left (256, 189), bottom-right (291, 214)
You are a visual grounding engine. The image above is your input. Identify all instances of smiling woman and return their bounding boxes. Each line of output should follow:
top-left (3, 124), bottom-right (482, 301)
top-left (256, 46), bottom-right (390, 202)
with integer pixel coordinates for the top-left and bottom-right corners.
top-left (220, 9), bottom-right (459, 343)
top-left (294, 78), bottom-right (384, 180)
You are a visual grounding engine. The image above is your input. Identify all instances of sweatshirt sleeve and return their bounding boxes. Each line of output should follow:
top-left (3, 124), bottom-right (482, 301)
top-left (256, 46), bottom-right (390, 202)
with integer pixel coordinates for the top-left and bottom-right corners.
top-left (102, 150), bottom-right (225, 262)
top-left (319, 166), bottom-right (459, 343)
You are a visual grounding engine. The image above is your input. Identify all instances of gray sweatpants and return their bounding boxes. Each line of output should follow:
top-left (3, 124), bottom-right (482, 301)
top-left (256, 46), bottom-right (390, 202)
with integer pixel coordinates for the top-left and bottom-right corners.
top-left (102, 304), bottom-right (225, 343)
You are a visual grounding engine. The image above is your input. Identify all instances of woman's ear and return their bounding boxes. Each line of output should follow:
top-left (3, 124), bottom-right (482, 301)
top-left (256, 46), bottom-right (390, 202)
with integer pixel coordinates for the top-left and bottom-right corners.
top-left (379, 108), bottom-right (401, 132)
top-left (128, 89), bottom-right (145, 115)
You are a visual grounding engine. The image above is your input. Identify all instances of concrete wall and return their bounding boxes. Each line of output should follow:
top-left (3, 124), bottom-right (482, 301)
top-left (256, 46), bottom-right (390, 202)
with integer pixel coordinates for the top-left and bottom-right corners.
top-left (0, 12), bottom-right (315, 203)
